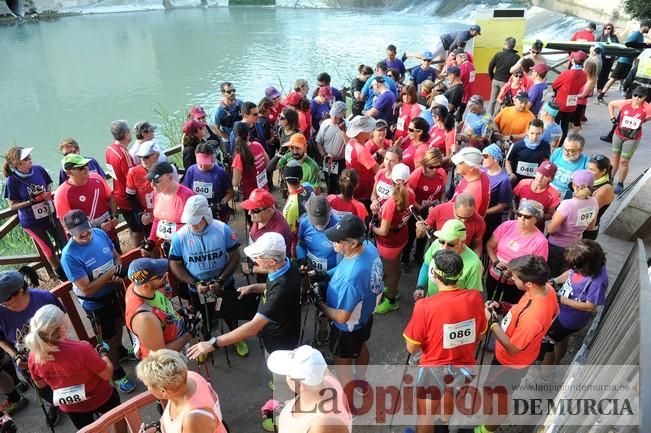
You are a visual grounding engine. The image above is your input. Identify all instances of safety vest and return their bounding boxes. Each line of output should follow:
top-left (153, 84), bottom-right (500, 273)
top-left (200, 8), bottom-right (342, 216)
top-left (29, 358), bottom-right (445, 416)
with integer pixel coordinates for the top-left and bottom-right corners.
top-left (634, 51), bottom-right (651, 88)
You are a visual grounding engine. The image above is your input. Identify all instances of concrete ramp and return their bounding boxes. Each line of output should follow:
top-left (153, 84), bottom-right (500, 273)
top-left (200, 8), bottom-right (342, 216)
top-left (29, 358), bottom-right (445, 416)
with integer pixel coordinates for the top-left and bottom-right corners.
top-left (605, 169), bottom-right (651, 242)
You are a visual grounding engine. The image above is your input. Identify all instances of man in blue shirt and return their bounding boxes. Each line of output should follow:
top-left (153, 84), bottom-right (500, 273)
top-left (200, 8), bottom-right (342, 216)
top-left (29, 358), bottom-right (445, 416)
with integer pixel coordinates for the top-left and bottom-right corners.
top-left (210, 81), bottom-right (243, 142)
top-left (361, 62), bottom-right (398, 111)
top-left (168, 195), bottom-right (245, 354)
top-left (362, 77), bottom-right (397, 134)
top-left (461, 95), bottom-right (495, 148)
top-left (549, 133), bottom-right (589, 199)
top-left (540, 102), bottom-right (563, 149)
top-left (597, 20), bottom-right (650, 103)
top-left (60, 209), bottom-right (135, 394)
top-left (297, 195), bottom-right (341, 272)
top-left (315, 214), bottom-right (383, 408)
top-left (409, 51), bottom-right (437, 91)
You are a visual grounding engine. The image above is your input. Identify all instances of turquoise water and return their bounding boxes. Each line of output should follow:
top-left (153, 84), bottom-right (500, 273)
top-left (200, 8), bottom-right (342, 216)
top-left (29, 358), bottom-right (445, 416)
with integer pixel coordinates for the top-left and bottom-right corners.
top-left (0, 7), bottom-right (465, 172)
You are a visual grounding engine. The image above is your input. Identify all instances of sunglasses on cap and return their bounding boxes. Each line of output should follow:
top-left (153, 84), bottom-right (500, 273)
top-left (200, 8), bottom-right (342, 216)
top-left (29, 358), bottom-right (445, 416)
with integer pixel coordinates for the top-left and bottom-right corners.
top-left (250, 207), bottom-right (270, 214)
top-left (516, 212), bottom-right (534, 220)
top-left (591, 154), bottom-right (607, 162)
top-left (530, 50), bottom-right (541, 54)
top-left (438, 239), bottom-right (458, 247)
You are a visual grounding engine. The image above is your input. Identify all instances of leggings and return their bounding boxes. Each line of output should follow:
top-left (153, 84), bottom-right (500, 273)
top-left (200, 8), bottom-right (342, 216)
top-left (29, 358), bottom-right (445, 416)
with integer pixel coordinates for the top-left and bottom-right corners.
top-left (23, 222), bottom-right (67, 258)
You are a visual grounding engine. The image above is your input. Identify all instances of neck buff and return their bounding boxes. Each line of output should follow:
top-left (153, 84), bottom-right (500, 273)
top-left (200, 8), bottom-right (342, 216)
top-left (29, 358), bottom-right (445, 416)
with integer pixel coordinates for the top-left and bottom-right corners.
top-left (524, 137), bottom-right (540, 150)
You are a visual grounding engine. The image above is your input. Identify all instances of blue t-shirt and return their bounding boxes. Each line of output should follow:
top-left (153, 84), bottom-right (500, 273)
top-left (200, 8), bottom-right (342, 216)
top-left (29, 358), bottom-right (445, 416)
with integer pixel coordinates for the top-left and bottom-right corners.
top-left (372, 91), bottom-right (397, 125)
top-left (310, 99), bottom-right (331, 133)
top-left (361, 75), bottom-right (398, 110)
top-left (61, 228), bottom-right (117, 311)
top-left (58, 157), bottom-right (106, 185)
top-left (528, 82), bottom-right (547, 115)
top-left (229, 121), bottom-right (268, 155)
top-left (0, 289), bottom-right (65, 347)
top-left (483, 169), bottom-right (513, 208)
top-left (441, 30), bottom-right (472, 51)
top-left (296, 213), bottom-right (341, 271)
top-left (550, 148), bottom-right (589, 199)
top-left (169, 220), bottom-right (240, 286)
top-left (542, 121), bottom-right (563, 148)
top-left (410, 67), bottom-right (436, 88)
top-left (463, 111), bottom-right (492, 138)
top-left (211, 99), bottom-right (243, 135)
top-left (326, 241), bottom-right (383, 331)
top-left (4, 165), bottom-right (54, 228)
top-left (619, 31), bottom-right (644, 64)
top-left (181, 164), bottom-right (231, 205)
top-left (385, 58), bottom-right (407, 75)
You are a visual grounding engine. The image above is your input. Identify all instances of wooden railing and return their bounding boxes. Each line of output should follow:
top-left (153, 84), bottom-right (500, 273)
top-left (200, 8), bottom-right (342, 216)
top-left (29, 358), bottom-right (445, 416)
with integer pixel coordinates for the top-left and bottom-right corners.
top-left (77, 391), bottom-right (158, 433)
top-left (0, 144), bottom-right (183, 277)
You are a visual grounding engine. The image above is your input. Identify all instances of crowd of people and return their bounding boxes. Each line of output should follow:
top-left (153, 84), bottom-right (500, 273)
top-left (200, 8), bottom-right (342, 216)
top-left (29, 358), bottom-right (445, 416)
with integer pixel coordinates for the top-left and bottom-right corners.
top-left (1, 18), bottom-right (650, 433)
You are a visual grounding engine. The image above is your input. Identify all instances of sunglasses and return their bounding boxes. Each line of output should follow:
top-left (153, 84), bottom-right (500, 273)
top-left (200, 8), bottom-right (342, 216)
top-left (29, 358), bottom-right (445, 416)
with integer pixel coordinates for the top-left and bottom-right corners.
top-left (142, 154), bottom-right (156, 160)
top-left (408, 128), bottom-right (421, 133)
top-left (250, 207), bottom-right (270, 214)
top-left (21, 155), bottom-right (32, 161)
top-left (591, 154), bottom-right (607, 162)
top-left (605, 27), bottom-right (613, 30)
top-left (516, 212), bottom-right (533, 220)
top-left (438, 239), bottom-right (458, 247)
top-left (425, 165), bottom-right (441, 170)
top-left (279, 115), bottom-right (286, 120)
top-left (454, 212), bottom-right (471, 221)
top-left (514, 73), bottom-right (524, 78)
top-left (224, 89), bottom-right (236, 94)
top-left (632, 94), bottom-right (644, 99)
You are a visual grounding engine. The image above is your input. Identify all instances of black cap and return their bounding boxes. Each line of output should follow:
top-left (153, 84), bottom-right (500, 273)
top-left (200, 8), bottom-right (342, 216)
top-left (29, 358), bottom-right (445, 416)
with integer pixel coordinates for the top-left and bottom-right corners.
top-left (283, 160), bottom-right (303, 182)
top-left (447, 66), bottom-right (461, 76)
top-left (146, 161), bottom-right (174, 181)
top-left (324, 214), bottom-right (366, 242)
top-left (0, 271), bottom-right (25, 303)
top-left (63, 209), bottom-right (92, 236)
top-left (515, 91), bottom-right (530, 101)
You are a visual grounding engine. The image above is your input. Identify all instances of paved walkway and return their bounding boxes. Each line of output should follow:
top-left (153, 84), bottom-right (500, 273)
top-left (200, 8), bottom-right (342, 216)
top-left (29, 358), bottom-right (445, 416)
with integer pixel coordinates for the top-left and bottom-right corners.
top-left (11, 90), bottom-right (650, 433)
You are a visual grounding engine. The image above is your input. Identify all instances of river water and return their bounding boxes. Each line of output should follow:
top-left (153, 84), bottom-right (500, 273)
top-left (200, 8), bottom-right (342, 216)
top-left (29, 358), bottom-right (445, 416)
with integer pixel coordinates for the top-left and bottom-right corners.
top-left (0, 6), bottom-right (464, 172)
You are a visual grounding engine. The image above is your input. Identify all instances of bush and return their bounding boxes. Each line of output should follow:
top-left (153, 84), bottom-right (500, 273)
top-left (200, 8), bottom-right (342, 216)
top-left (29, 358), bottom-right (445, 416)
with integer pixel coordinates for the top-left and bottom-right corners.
top-left (624, 0), bottom-right (651, 20)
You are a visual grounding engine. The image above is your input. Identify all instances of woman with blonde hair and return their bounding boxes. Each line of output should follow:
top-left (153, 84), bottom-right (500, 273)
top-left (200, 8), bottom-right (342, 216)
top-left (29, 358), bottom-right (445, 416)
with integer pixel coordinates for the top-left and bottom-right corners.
top-left (25, 304), bottom-right (124, 430)
top-left (136, 349), bottom-right (228, 433)
top-left (546, 170), bottom-right (598, 276)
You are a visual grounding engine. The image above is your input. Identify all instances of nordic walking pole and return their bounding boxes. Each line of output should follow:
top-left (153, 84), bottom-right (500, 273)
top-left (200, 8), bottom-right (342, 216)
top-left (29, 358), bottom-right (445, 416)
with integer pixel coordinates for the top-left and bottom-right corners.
top-left (388, 352), bottom-right (412, 432)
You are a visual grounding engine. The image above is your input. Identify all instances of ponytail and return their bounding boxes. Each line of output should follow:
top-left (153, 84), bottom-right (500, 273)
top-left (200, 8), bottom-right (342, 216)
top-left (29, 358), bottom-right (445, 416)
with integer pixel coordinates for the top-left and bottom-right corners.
top-left (339, 168), bottom-right (359, 200)
top-left (24, 305), bottom-right (66, 364)
top-left (573, 184), bottom-right (593, 199)
top-left (233, 123), bottom-right (254, 167)
top-left (393, 182), bottom-right (408, 213)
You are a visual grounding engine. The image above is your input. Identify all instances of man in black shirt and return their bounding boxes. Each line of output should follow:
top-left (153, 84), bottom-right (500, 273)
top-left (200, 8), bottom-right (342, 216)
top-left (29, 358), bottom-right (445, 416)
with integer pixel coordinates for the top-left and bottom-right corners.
top-left (187, 232), bottom-right (302, 358)
top-left (488, 37), bottom-right (520, 115)
top-left (505, 118), bottom-right (551, 184)
top-left (444, 66), bottom-right (465, 121)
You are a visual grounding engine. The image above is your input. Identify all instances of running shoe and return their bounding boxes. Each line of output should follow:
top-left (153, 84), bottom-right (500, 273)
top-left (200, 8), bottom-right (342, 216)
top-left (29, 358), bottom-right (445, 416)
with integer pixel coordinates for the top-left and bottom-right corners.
top-left (375, 298), bottom-right (399, 314)
top-left (119, 346), bottom-right (137, 362)
top-left (599, 135), bottom-right (612, 143)
top-left (115, 375), bottom-right (136, 394)
top-left (614, 182), bottom-right (624, 194)
top-left (261, 417), bottom-right (276, 432)
top-left (46, 405), bottom-right (61, 427)
top-left (235, 341), bottom-right (249, 357)
top-left (5, 396), bottom-right (28, 415)
top-left (382, 287), bottom-right (400, 300)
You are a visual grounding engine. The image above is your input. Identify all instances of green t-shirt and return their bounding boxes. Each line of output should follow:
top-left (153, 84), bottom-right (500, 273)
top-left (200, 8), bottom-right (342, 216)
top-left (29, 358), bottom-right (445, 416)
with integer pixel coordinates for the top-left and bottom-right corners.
top-left (278, 154), bottom-right (321, 190)
top-left (422, 242), bottom-right (484, 296)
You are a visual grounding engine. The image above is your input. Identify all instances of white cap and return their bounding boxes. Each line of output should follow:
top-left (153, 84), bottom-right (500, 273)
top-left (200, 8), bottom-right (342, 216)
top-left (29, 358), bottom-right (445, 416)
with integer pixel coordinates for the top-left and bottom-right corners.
top-left (451, 146), bottom-right (483, 168)
top-left (20, 147), bottom-right (33, 160)
top-left (346, 115), bottom-right (376, 138)
top-left (391, 163), bottom-right (411, 184)
top-left (432, 94), bottom-right (449, 108)
top-left (136, 140), bottom-right (159, 157)
top-left (267, 345), bottom-right (328, 386)
top-left (181, 195), bottom-right (213, 225)
top-left (244, 232), bottom-right (286, 259)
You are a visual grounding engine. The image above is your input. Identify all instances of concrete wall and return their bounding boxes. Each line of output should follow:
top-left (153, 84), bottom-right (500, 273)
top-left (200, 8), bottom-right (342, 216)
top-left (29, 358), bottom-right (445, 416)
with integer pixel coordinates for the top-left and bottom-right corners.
top-left (531, 0), bottom-right (639, 35)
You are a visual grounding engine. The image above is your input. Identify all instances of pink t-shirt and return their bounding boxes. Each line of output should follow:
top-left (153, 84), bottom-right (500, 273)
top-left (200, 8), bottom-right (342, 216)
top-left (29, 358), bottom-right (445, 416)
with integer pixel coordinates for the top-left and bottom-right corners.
top-left (150, 184), bottom-right (195, 240)
top-left (548, 197), bottom-right (598, 247)
top-left (489, 220), bottom-right (549, 281)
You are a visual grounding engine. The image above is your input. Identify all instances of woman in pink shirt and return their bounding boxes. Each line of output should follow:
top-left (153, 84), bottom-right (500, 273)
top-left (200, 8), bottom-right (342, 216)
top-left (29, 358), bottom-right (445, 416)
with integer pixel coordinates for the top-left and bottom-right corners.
top-left (402, 117), bottom-right (430, 171)
top-left (486, 199), bottom-right (548, 303)
top-left (393, 84), bottom-right (423, 140)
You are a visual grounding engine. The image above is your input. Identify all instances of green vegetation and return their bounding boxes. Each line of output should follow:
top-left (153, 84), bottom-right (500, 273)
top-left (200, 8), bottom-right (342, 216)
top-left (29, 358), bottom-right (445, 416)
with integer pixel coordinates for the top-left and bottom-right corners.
top-left (153, 103), bottom-right (184, 168)
top-left (624, 0), bottom-right (651, 20)
top-left (229, 0), bottom-right (275, 5)
top-left (0, 190), bottom-right (38, 258)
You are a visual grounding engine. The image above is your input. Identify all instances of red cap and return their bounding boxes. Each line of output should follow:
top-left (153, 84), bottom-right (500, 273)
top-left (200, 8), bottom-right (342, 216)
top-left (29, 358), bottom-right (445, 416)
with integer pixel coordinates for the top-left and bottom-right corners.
top-left (570, 50), bottom-right (588, 62)
top-left (241, 188), bottom-right (275, 210)
top-left (182, 119), bottom-right (206, 135)
top-left (536, 160), bottom-right (557, 178)
top-left (532, 63), bottom-right (548, 75)
top-left (188, 105), bottom-right (206, 120)
top-left (285, 91), bottom-right (302, 107)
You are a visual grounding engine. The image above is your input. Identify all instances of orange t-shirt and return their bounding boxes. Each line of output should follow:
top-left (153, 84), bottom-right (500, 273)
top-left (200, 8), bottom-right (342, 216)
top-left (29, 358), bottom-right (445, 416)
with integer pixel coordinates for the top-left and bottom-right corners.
top-left (493, 107), bottom-right (535, 137)
top-left (495, 287), bottom-right (559, 368)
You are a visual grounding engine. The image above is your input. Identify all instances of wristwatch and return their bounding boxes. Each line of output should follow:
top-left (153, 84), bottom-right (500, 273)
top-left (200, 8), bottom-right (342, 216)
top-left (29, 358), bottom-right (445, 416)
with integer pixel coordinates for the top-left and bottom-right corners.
top-left (209, 336), bottom-right (219, 349)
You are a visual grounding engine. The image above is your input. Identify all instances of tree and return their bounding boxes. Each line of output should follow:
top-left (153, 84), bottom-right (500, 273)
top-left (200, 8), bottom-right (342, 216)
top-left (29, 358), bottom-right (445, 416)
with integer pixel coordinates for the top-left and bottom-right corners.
top-left (624, 0), bottom-right (651, 20)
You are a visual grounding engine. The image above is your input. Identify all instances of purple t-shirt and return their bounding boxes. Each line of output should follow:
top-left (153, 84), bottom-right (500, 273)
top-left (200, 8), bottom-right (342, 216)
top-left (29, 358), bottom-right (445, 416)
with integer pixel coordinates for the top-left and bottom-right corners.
top-left (0, 289), bottom-right (66, 347)
top-left (557, 266), bottom-right (608, 329)
top-left (385, 57), bottom-right (407, 75)
top-left (4, 165), bottom-right (54, 228)
top-left (181, 164), bottom-right (231, 205)
top-left (483, 168), bottom-right (513, 207)
top-left (373, 91), bottom-right (397, 125)
top-left (548, 197), bottom-right (598, 247)
top-left (528, 82), bottom-right (547, 115)
top-left (310, 99), bottom-right (331, 133)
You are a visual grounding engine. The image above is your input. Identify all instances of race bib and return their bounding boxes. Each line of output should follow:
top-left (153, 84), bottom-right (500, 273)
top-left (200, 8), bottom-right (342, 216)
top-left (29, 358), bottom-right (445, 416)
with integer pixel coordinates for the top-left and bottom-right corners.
top-left (193, 181), bottom-right (214, 199)
top-left (199, 291), bottom-right (218, 305)
top-left (256, 170), bottom-right (268, 188)
top-left (500, 310), bottom-right (513, 331)
top-left (31, 201), bottom-right (54, 220)
top-left (558, 280), bottom-right (573, 298)
top-left (575, 206), bottom-right (596, 227)
top-left (145, 192), bottom-right (154, 209)
top-left (621, 116), bottom-right (642, 130)
top-left (516, 161), bottom-right (538, 177)
top-left (53, 384), bottom-right (87, 406)
top-left (91, 259), bottom-right (114, 280)
top-left (396, 116), bottom-right (406, 131)
top-left (322, 159), bottom-right (339, 175)
top-left (307, 251), bottom-right (328, 271)
top-left (157, 220), bottom-right (176, 240)
top-left (469, 70), bottom-right (476, 82)
top-left (443, 318), bottom-right (476, 349)
top-left (566, 95), bottom-right (578, 107)
top-left (376, 180), bottom-right (393, 201)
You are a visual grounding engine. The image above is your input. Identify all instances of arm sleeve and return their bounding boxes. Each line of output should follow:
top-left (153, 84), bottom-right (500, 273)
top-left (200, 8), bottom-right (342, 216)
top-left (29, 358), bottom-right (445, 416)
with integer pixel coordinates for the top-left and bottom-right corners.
top-left (417, 262), bottom-right (429, 288)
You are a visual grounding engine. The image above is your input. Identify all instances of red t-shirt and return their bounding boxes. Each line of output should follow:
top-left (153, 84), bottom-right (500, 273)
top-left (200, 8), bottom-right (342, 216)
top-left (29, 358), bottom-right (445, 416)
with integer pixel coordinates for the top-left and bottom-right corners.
top-left (373, 169), bottom-right (394, 205)
top-left (615, 103), bottom-right (648, 140)
top-left (403, 289), bottom-right (487, 366)
top-left (327, 195), bottom-right (369, 221)
top-left (150, 184), bottom-right (194, 241)
top-left (495, 288), bottom-right (559, 368)
top-left (408, 167), bottom-right (447, 204)
top-left (552, 69), bottom-right (587, 113)
top-left (105, 142), bottom-right (135, 210)
top-left (54, 172), bottom-right (113, 225)
top-left (298, 111), bottom-right (312, 140)
top-left (513, 179), bottom-right (560, 213)
top-left (377, 189), bottom-right (415, 248)
top-left (345, 139), bottom-right (378, 201)
top-left (425, 201), bottom-right (486, 248)
top-left (126, 165), bottom-right (154, 212)
top-left (453, 172), bottom-right (491, 216)
top-left (28, 339), bottom-right (113, 413)
top-left (250, 209), bottom-right (292, 257)
top-left (402, 142), bottom-right (428, 171)
top-left (570, 30), bottom-right (595, 42)
top-left (428, 126), bottom-right (455, 157)
top-left (364, 138), bottom-right (391, 156)
top-left (459, 61), bottom-right (476, 104)
top-left (232, 141), bottom-right (269, 199)
top-left (394, 103), bottom-right (423, 140)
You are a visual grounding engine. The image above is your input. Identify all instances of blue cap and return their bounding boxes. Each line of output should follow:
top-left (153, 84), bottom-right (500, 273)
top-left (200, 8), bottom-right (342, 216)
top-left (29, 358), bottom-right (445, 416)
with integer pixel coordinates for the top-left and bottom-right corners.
top-left (470, 24), bottom-right (481, 34)
top-left (422, 51), bottom-right (434, 60)
top-left (0, 271), bottom-right (25, 303)
top-left (447, 66), bottom-right (461, 76)
top-left (482, 144), bottom-right (504, 162)
top-left (128, 258), bottom-right (168, 285)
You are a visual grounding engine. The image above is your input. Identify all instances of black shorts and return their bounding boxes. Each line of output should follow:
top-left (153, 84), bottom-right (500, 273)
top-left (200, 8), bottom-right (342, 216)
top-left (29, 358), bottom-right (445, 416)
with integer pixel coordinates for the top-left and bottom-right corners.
top-left (540, 318), bottom-right (580, 353)
top-left (119, 209), bottom-right (140, 233)
top-left (571, 104), bottom-right (587, 127)
top-left (484, 357), bottom-right (529, 388)
top-left (610, 62), bottom-right (632, 80)
top-left (83, 291), bottom-right (124, 341)
top-left (329, 317), bottom-right (373, 359)
top-left (66, 388), bottom-right (121, 430)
